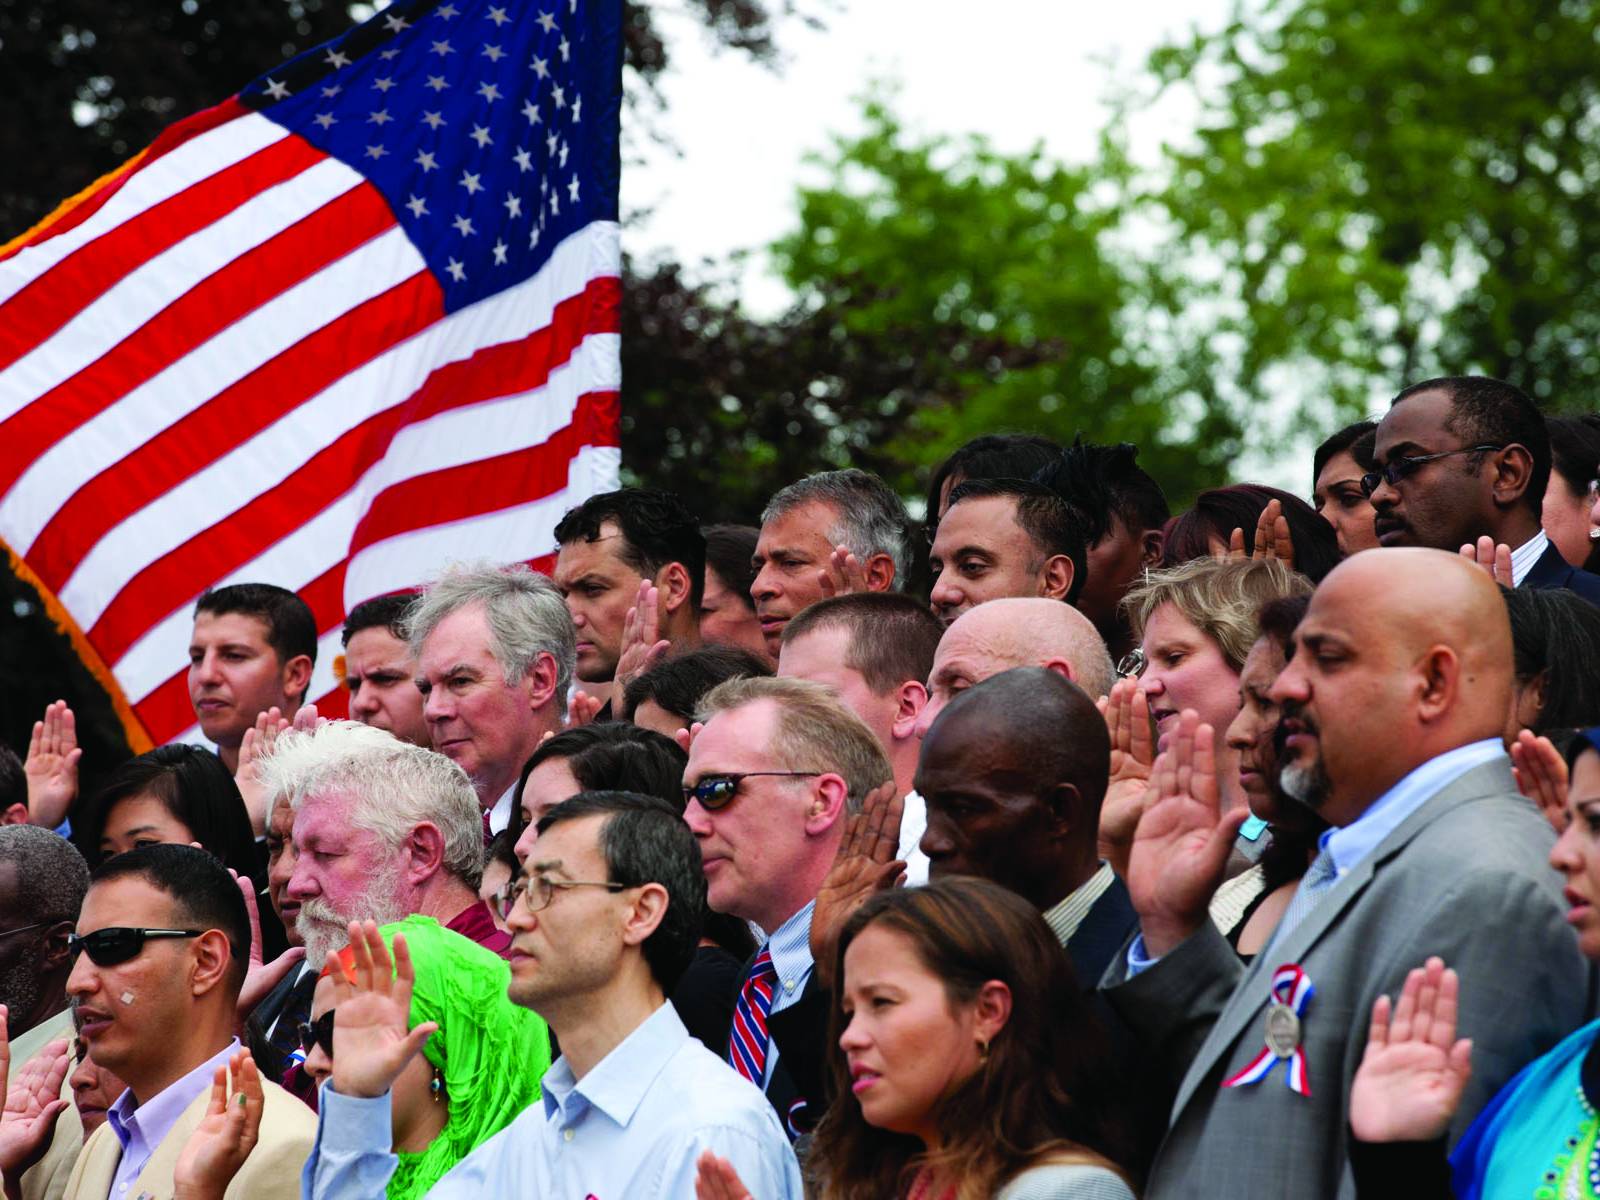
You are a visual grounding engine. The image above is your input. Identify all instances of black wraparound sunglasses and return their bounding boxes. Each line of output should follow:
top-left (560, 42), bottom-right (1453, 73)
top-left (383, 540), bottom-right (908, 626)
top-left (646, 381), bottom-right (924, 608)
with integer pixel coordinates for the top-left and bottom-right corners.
top-left (681, 771), bottom-right (821, 811)
top-left (298, 1010), bottom-right (335, 1059)
top-left (67, 927), bottom-right (204, 967)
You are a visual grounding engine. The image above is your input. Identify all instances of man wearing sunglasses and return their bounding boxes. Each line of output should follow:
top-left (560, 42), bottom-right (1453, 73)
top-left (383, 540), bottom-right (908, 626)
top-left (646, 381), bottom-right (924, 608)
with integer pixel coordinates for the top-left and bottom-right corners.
top-left (304, 792), bottom-right (802, 1199)
top-left (683, 675), bottom-right (894, 1142)
top-left (1369, 376), bottom-right (1600, 602)
top-left (58, 844), bottom-right (314, 1200)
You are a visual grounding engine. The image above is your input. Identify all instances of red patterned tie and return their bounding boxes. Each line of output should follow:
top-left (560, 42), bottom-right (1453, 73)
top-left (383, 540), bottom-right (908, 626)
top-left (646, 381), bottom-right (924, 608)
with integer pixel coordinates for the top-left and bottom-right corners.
top-left (729, 946), bottom-right (777, 1084)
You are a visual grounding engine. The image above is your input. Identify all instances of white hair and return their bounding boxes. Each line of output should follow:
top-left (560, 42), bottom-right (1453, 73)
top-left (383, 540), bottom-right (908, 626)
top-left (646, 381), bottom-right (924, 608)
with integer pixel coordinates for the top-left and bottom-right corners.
top-left (404, 560), bottom-right (576, 718)
top-left (259, 721), bottom-right (484, 890)
top-left (761, 469), bottom-right (912, 587)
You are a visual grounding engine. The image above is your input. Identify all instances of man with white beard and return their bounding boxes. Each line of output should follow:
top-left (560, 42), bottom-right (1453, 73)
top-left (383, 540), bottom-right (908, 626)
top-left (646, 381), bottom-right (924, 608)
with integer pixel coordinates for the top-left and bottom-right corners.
top-left (263, 720), bottom-right (510, 964)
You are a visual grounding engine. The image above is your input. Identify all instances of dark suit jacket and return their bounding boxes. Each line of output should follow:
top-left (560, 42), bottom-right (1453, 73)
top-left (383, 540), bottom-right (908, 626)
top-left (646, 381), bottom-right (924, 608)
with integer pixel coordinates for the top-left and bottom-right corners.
top-left (1523, 541), bottom-right (1600, 604)
top-left (727, 960), bottom-right (831, 1143)
top-left (1065, 873), bottom-right (1140, 992)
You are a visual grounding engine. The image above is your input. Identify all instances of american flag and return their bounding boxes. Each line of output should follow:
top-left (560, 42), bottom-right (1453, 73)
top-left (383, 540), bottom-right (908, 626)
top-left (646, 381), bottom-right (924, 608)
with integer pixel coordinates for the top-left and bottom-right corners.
top-left (0, 0), bottom-right (622, 746)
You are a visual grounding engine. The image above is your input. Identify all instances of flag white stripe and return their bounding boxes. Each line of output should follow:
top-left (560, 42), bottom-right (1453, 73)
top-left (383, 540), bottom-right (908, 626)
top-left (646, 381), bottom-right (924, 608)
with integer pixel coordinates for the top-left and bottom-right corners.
top-left (1, 217), bottom-right (419, 557)
top-left (63, 220), bottom-right (617, 632)
top-left (0, 113), bottom-right (290, 307)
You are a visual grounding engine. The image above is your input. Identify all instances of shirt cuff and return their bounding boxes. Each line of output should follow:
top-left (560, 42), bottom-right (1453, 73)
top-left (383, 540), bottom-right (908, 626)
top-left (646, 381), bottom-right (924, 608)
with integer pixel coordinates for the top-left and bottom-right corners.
top-left (1125, 933), bottom-right (1161, 978)
top-left (317, 1084), bottom-right (395, 1155)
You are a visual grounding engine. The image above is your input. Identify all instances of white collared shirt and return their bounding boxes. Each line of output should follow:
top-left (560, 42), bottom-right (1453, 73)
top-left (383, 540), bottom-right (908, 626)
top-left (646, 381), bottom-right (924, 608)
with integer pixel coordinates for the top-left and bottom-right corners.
top-left (1509, 529), bottom-right (1550, 587)
top-left (487, 783), bottom-right (515, 835)
top-left (899, 790), bottom-right (930, 886)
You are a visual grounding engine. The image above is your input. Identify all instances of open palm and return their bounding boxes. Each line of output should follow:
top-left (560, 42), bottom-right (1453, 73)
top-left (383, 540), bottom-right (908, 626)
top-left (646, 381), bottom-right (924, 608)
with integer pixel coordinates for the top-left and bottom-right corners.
top-left (1098, 679), bottom-right (1155, 877)
top-left (174, 1051), bottom-right (263, 1200)
top-left (329, 922), bottom-right (437, 1100)
top-left (1350, 958), bottom-right (1472, 1143)
top-left (0, 1008), bottom-right (69, 1180)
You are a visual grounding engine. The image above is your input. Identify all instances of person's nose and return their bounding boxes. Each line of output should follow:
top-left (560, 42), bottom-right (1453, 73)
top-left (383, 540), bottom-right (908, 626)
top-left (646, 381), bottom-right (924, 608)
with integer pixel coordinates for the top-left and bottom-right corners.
top-left (1367, 473), bottom-right (1399, 510)
top-left (350, 682), bottom-right (379, 720)
top-left (681, 798), bottom-right (712, 837)
top-left (424, 684), bottom-right (453, 724)
top-left (918, 812), bottom-right (955, 860)
top-left (286, 855), bottom-right (319, 900)
top-left (1224, 708), bottom-right (1255, 754)
top-left (837, 1009), bottom-right (870, 1053)
top-left (193, 650), bottom-right (224, 686)
top-left (65, 951), bottom-right (97, 999)
top-left (1269, 658), bottom-right (1309, 705)
top-left (1550, 820), bottom-right (1583, 875)
top-left (513, 823), bottom-right (537, 865)
top-left (750, 564), bottom-right (778, 604)
top-left (928, 568), bottom-right (962, 617)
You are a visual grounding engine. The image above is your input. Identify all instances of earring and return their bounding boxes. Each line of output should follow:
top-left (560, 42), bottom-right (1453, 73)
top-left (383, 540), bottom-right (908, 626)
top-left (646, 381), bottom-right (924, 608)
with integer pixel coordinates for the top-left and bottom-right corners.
top-left (430, 1070), bottom-right (443, 1102)
top-left (976, 1038), bottom-right (989, 1063)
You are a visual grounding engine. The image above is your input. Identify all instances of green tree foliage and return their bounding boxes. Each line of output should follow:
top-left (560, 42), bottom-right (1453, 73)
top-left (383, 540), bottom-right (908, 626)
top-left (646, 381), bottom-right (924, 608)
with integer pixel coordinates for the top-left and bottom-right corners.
top-left (624, 100), bottom-right (1241, 514)
top-left (1145, 0), bottom-right (1600, 420)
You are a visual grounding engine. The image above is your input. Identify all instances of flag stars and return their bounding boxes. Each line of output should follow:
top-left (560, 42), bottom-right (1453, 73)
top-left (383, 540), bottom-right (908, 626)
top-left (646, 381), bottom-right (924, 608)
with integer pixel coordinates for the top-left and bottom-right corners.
top-left (550, 191), bottom-right (561, 215)
top-left (487, 5), bottom-right (511, 25)
top-left (460, 170), bottom-right (483, 195)
top-left (365, 144), bottom-right (388, 160)
top-left (425, 75), bottom-right (449, 92)
top-left (431, 39), bottom-right (454, 55)
top-left (405, 195), bottom-right (429, 218)
top-left (568, 176), bottom-right (580, 202)
top-left (263, 78), bottom-right (290, 100)
top-left (446, 258), bottom-right (466, 282)
top-left (513, 146), bottom-right (533, 172)
top-left (422, 111), bottom-right (446, 130)
top-left (531, 56), bottom-right (550, 80)
top-left (522, 100), bottom-right (542, 126)
top-left (383, 13), bottom-right (409, 32)
top-left (312, 112), bottom-right (336, 129)
top-left (380, 47), bottom-right (400, 60)
top-left (415, 149), bottom-right (439, 172)
top-left (504, 192), bottom-right (523, 218)
top-left (558, 37), bottom-right (570, 62)
top-left (372, 77), bottom-right (396, 93)
top-left (470, 124), bottom-right (493, 148)
top-left (552, 85), bottom-right (566, 109)
top-left (368, 109), bottom-right (392, 125)
top-left (453, 214), bottom-right (477, 236)
top-left (572, 96), bottom-right (581, 122)
top-left (537, 11), bottom-right (557, 32)
top-left (477, 81), bottom-right (503, 103)
top-left (482, 44), bottom-right (505, 62)
top-left (438, 2), bottom-right (460, 16)
top-left (546, 132), bottom-right (559, 155)
top-left (529, 226), bottom-right (541, 249)
top-left (322, 84), bottom-right (342, 98)
top-left (492, 240), bottom-right (509, 265)
top-left (324, 48), bottom-right (351, 69)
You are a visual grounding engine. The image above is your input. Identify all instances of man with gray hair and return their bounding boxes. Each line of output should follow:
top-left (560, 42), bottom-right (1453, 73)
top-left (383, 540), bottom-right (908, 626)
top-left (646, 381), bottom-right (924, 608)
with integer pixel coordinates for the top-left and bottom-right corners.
top-left (406, 561), bottom-right (577, 835)
top-left (267, 721), bottom-right (510, 964)
top-left (682, 675), bottom-right (892, 1141)
top-left (751, 469), bottom-right (912, 657)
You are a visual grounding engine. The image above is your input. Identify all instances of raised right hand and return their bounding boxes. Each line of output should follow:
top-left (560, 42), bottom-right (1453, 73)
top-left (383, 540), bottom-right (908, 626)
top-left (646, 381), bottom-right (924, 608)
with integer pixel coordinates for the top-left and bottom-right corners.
top-left (1097, 678), bottom-right (1155, 878)
top-left (1124, 710), bottom-right (1248, 956)
top-left (328, 923), bottom-right (437, 1100)
top-left (0, 1007), bottom-right (70, 1183)
top-left (810, 781), bottom-right (905, 990)
top-left (1510, 729), bottom-right (1569, 834)
top-left (1350, 958), bottom-right (1473, 1144)
top-left (23, 701), bottom-right (80, 830)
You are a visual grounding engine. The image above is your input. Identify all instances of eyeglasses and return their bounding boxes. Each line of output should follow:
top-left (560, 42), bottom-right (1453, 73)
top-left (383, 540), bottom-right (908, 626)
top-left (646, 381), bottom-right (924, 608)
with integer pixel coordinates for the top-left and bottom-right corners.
top-left (681, 771), bottom-right (821, 811)
top-left (298, 1010), bottom-right (335, 1059)
top-left (491, 874), bottom-right (627, 921)
top-left (66, 928), bottom-right (204, 967)
top-left (1359, 445), bottom-right (1504, 498)
top-left (0, 922), bottom-right (47, 940)
top-left (1116, 648), bottom-right (1146, 679)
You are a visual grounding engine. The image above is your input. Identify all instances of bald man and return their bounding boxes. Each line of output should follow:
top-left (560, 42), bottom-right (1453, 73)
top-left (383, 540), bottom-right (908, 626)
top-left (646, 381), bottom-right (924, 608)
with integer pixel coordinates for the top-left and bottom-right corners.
top-left (1105, 549), bottom-right (1585, 1198)
top-left (914, 597), bottom-right (1116, 739)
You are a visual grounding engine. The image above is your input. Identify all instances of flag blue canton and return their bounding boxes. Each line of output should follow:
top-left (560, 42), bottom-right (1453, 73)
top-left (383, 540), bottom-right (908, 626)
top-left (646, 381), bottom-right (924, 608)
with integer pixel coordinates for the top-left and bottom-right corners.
top-left (243, 0), bottom-right (620, 314)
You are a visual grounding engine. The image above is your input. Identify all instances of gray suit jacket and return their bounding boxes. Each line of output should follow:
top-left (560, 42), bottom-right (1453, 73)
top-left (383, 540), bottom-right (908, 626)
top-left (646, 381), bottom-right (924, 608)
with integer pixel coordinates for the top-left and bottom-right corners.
top-left (1102, 757), bottom-right (1586, 1199)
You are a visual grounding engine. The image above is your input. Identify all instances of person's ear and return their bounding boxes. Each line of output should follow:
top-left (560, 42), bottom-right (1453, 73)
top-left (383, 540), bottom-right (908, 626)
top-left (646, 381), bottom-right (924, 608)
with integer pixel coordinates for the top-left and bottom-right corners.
top-left (0, 803), bottom-right (28, 826)
top-left (1042, 782), bottom-right (1083, 839)
top-left (190, 928), bottom-right (235, 997)
top-left (1038, 656), bottom-right (1078, 686)
top-left (862, 553), bottom-right (897, 592)
top-left (805, 773), bottom-right (851, 835)
top-left (1037, 554), bottom-right (1075, 603)
top-left (404, 823), bottom-right (447, 882)
top-left (520, 650), bottom-right (560, 712)
top-left (655, 562), bottom-right (693, 617)
top-left (1415, 645), bottom-right (1459, 725)
top-left (282, 653), bottom-right (314, 705)
top-left (39, 920), bottom-right (74, 975)
top-left (1139, 527), bottom-right (1165, 568)
top-left (619, 881), bottom-right (669, 947)
top-left (1489, 444), bottom-right (1535, 510)
top-left (971, 979), bottom-right (1013, 1047)
top-left (891, 680), bottom-right (927, 742)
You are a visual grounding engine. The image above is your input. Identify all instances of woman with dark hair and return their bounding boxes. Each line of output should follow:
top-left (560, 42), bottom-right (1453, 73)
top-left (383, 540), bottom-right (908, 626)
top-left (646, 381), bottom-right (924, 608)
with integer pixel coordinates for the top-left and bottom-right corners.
top-left (507, 723), bottom-right (757, 1049)
top-left (1502, 585), bottom-right (1600, 738)
top-left (1312, 420), bottom-right (1381, 557)
top-left (1543, 415), bottom-right (1600, 572)
top-left (698, 878), bottom-right (1135, 1200)
top-left (71, 743), bottom-right (286, 957)
top-left (1162, 483), bottom-right (1343, 582)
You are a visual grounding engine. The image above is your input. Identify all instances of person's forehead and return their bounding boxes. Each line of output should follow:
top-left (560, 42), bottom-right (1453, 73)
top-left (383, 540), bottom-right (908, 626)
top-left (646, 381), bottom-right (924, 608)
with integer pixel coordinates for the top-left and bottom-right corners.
top-left (268, 797), bottom-right (296, 837)
top-left (344, 626), bottom-right (413, 666)
top-left (1143, 601), bottom-right (1205, 647)
top-left (759, 500), bottom-right (841, 550)
top-left (554, 523), bottom-right (634, 581)
top-left (933, 495), bottom-right (1023, 550)
top-left (1315, 449), bottom-right (1365, 490)
top-left (191, 610), bottom-right (273, 649)
top-left (690, 700), bottom-right (780, 769)
top-left (932, 624), bottom-right (1008, 681)
top-left (1376, 391), bottom-right (1454, 455)
top-left (1239, 637), bottom-right (1285, 687)
top-left (530, 812), bottom-right (609, 871)
top-left (418, 605), bottom-right (497, 666)
top-left (79, 876), bottom-right (173, 931)
top-left (309, 975), bottom-right (336, 1017)
top-left (780, 623), bottom-right (854, 671)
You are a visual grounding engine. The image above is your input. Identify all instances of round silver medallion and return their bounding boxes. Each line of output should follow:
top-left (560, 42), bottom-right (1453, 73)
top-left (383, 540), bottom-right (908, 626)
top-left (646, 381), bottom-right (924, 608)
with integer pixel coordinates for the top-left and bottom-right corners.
top-left (1264, 1002), bottom-right (1301, 1059)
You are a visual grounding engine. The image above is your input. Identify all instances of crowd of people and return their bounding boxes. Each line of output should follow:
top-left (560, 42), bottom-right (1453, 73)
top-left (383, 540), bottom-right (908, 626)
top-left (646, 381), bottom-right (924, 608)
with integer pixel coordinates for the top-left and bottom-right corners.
top-left (1, 374), bottom-right (1599, 1199)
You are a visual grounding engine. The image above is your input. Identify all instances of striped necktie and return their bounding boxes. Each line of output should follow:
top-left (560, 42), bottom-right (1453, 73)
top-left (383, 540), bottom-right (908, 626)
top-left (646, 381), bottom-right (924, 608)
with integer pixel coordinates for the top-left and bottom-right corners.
top-left (729, 946), bottom-right (778, 1085)
top-left (1264, 846), bottom-right (1339, 957)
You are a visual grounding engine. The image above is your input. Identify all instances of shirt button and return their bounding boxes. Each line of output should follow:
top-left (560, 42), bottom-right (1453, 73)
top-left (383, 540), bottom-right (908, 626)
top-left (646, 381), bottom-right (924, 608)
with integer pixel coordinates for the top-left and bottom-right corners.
top-left (784, 979), bottom-right (795, 993)
top-left (563, 1128), bottom-right (574, 1142)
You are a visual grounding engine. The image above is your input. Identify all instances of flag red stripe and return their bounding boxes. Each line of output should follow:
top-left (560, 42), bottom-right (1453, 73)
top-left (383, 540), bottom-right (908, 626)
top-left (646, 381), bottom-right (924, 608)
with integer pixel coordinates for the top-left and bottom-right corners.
top-left (0, 134), bottom-right (326, 373)
top-left (0, 185), bottom-right (398, 504)
top-left (27, 264), bottom-right (441, 595)
top-left (348, 389), bottom-right (620, 554)
top-left (0, 99), bottom-right (251, 265)
top-left (88, 274), bottom-right (619, 667)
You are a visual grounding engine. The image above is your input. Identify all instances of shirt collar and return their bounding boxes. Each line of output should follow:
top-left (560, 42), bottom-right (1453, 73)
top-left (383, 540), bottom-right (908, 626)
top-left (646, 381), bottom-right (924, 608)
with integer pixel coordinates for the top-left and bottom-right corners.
top-left (1320, 738), bottom-right (1506, 878)
top-left (107, 1038), bottom-right (242, 1156)
top-left (764, 899), bottom-right (815, 991)
top-left (540, 1000), bottom-right (688, 1127)
top-left (1510, 529), bottom-right (1551, 587)
top-left (1042, 863), bottom-right (1116, 947)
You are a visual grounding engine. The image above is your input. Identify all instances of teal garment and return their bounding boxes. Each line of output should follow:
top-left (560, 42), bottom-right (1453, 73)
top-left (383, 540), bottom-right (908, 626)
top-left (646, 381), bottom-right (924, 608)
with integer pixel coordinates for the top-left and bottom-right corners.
top-left (1450, 1018), bottom-right (1600, 1200)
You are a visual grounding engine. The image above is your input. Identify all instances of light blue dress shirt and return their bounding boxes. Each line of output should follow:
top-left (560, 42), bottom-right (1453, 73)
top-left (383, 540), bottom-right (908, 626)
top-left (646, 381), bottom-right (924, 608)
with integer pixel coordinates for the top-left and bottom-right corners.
top-left (758, 899), bottom-right (815, 1090)
top-left (107, 1038), bottom-right (241, 1199)
top-left (302, 1000), bottom-right (803, 1200)
top-left (1126, 737), bottom-right (1510, 974)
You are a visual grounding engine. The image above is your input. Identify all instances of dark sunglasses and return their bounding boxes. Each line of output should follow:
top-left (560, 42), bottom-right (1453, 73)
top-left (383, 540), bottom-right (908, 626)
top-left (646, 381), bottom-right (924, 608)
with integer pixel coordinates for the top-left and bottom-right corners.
top-left (67, 927), bottom-right (204, 967)
top-left (681, 771), bottom-right (821, 811)
top-left (298, 1010), bottom-right (335, 1059)
top-left (1359, 444), bottom-right (1504, 497)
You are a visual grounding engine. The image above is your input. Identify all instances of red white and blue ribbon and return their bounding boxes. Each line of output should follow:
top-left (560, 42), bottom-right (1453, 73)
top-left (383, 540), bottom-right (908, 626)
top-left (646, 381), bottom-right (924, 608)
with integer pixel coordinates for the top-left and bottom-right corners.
top-left (1221, 963), bottom-right (1314, 1097)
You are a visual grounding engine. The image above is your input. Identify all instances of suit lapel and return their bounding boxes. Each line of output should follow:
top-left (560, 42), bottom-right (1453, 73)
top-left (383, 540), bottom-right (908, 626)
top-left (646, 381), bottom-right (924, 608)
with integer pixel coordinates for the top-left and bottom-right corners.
top-left (131, 1089), bottom-right (211, 1198)
top-left (1170, 758), bottom-right (1514, 1117)
top-left (69, 1122), bottom-right (120, 1200)
top-left (1521, 542), bottom-right (1573, 590)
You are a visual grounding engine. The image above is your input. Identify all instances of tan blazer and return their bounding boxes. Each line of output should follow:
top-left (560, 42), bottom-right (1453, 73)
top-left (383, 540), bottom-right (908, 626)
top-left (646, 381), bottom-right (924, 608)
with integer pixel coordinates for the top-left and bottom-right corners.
top-left (60, 1074), bottom-right (315, 1200)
